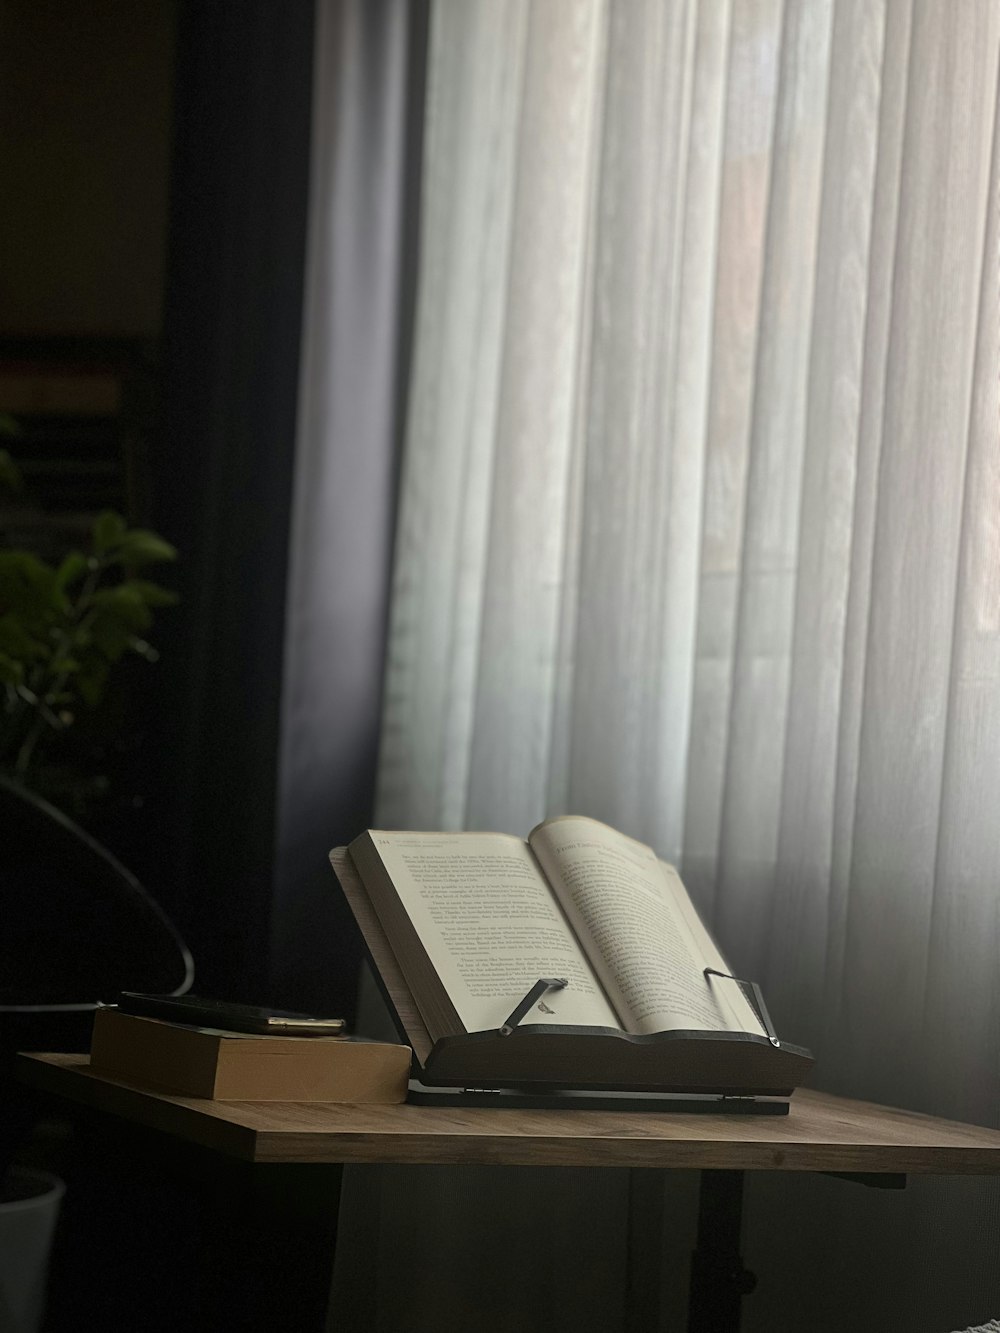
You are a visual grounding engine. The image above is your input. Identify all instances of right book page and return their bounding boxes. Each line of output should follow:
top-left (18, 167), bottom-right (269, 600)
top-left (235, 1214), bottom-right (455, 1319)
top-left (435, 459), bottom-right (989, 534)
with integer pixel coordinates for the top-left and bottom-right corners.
top-left (529, 816), bottom-right (766, 1038)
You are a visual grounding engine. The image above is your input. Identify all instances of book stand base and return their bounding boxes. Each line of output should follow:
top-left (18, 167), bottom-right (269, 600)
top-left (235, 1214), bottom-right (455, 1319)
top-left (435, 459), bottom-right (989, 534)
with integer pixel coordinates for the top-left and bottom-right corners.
top-left (406, 1080), bottom-right (790, 1114)
top-left (407, 978), bottom-right (809, 1110)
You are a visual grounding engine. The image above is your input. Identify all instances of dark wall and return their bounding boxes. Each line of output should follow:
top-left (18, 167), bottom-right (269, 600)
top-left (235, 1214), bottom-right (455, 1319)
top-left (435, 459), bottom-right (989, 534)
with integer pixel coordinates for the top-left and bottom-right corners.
top-left (0, 0), bottom-right (177, 337)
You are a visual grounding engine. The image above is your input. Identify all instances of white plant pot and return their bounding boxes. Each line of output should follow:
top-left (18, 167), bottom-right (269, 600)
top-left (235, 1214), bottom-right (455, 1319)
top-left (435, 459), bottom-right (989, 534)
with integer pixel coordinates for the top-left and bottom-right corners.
top-left (0, 1170), bottom-right (64, 1333)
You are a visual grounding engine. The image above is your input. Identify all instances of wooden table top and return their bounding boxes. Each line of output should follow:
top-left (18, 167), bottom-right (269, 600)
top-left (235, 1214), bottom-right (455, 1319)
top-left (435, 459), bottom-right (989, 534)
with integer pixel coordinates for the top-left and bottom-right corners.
top-left (18, 1053), bottom-right (1000, 1174)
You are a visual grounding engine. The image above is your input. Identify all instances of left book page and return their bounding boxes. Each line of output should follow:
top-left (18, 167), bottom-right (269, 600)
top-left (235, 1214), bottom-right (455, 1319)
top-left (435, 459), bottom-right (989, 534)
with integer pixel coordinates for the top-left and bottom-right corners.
top-left (349, 829), bottom-right (621, 1042)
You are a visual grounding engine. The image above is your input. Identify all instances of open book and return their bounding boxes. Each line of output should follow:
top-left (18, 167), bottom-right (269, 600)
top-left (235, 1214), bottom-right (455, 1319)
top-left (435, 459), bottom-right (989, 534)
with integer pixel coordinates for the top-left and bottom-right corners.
top-left (332, 815), bottom-right (812, 1095)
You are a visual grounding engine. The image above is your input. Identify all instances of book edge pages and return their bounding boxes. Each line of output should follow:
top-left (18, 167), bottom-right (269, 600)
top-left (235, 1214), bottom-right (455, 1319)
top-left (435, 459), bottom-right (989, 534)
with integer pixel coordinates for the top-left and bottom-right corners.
top-left (330, 846), bottom-right (433, 1065)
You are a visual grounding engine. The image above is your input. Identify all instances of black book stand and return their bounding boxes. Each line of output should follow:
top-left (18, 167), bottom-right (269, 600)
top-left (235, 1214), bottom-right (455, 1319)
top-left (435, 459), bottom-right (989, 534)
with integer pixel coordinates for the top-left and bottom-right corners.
top-left (404, 975), bottom-right (811, 1114)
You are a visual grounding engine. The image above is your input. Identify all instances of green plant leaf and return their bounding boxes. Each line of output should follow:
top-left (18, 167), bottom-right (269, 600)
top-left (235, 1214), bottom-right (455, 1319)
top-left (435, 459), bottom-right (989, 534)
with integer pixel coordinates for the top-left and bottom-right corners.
top-left (0, 651), bottom-right (25, 685)
top-left (92, 510), bottom-right (127, 554)
top-left (116, 530), bottom-right (177, 566)
top-left (128, 579), bottom-right (179, 607)
top-left (76, 659), bottom-right (109, 708)
top-left (0, 447), bottom-right (22, 489)
top-left (90, 584), bottom-right (153, 631)
top-left (88, 612), bottom-right (137, 660)
top-left (0, 551), bottom-right (65, 616)
top-left (55, 551), bottom-right (90, 590)
top-left (0, 549), bottom-right (53, 584)
top-left (0, 616), bottom-right (50, 660)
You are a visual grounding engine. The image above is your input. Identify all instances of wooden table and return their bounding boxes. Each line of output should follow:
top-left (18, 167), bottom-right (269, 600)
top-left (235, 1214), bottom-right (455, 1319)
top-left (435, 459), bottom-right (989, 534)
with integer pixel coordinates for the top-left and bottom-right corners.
top-left (19, 1054), bottom-right (1000, 1331)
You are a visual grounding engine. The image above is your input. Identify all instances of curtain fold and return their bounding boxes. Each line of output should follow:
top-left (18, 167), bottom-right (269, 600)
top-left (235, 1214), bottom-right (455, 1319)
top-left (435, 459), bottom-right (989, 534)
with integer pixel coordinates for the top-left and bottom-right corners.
top-left (270, 0), bottom-right (428, 1018)
top-left (357, 0), bottom-right (1000, 1328)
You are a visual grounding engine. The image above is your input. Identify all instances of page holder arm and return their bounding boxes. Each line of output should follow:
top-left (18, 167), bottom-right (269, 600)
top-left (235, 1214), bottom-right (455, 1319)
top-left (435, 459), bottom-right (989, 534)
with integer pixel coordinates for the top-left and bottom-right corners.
top-left (499, 977), bottom-right (568, 1036)
top-left (499, 974), bottom-right (781, 1047)
top-left (704, 968), bottom-right (780, 1048)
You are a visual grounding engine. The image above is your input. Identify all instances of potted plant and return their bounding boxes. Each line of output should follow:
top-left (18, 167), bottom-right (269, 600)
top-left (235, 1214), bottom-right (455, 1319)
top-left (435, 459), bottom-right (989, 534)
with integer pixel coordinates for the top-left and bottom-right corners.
top-left (0, 1167), bottom-right (65, 1333)
top-left (0, 444), bottom-right (193, 1331)
top-left (0, 447), bottom-right (176, 793)
top-left (0, 448), bottom-right (193, 1044)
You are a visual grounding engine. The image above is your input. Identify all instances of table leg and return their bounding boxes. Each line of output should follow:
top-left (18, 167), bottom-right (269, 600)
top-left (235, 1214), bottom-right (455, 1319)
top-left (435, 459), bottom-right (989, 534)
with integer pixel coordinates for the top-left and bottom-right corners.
top-left (625, 1168), bottom-right (666, 1332)
top-left (687, 1169), bottom-right (756, 1333)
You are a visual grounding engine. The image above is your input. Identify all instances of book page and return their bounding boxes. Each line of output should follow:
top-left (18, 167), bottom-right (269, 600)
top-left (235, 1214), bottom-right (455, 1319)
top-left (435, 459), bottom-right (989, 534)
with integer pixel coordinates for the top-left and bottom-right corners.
top-left (661, 860), bottom-right (768, 1037)
top-left (364, 830), bottom-right (622, 1034)
top-left (529, 817), bottom-right (766, 1038)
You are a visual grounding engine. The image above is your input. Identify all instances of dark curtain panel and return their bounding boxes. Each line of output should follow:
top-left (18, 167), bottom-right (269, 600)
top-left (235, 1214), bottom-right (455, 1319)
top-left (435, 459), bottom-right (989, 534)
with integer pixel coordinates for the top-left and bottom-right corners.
top-left (148, 0), bottom-right (317, 1000)
top-left (145, 0), bottom-right (425, 1015)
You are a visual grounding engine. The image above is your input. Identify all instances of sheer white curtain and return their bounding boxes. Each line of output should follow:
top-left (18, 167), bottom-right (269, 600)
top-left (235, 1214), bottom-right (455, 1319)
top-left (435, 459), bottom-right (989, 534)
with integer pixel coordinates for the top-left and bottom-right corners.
top-left (355, 1), bottom-right (1000, 1328)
